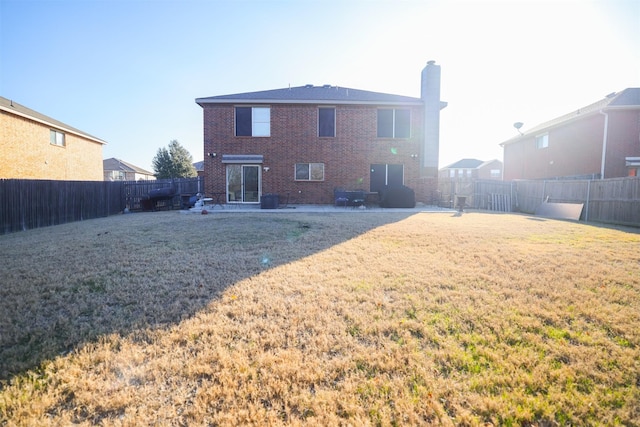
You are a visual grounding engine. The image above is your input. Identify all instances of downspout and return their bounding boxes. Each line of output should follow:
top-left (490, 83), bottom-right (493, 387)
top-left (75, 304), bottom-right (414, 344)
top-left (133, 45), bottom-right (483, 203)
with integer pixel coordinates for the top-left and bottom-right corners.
top-left (599, 109), bottom-right (609, 179)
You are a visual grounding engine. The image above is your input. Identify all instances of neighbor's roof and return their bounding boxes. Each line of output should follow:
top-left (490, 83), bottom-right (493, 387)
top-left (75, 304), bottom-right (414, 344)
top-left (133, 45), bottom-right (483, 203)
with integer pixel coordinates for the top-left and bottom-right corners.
top-left (478, 159), bottom-right (502, 168)
top-left (196, 85), bottom-right (423, 106)
top-left (0, 96), bottom-right (106, 145)
top-left (441, 158), bottom-right (484, 169)
top-left (192, 160), bottom-right (204, 171)
top-left (103, 158), bottom-right (154, 175)
top-left (500, 88), bottom-right (640, 146)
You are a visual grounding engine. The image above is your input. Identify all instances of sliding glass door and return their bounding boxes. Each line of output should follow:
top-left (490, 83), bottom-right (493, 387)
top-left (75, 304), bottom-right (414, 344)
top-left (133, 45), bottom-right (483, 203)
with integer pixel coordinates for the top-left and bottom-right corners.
top-left (226, 164), bottom-right (260, 203)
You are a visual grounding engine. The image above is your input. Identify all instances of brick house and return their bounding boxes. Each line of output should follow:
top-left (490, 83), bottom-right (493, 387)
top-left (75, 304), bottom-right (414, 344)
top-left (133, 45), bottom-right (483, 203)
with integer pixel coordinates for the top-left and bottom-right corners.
top-left (0, 96), bottom-right (106, 180)
top-left (195, 62), bottom-right (446, 205)
top-left (103, 158), bottom-right (155, 181)
top-left (439, 158), bottom-right (503, 180)
top-left (500, 88), bottom-right (640, 180)
top-left (192, 161), bottom-right (205, 178)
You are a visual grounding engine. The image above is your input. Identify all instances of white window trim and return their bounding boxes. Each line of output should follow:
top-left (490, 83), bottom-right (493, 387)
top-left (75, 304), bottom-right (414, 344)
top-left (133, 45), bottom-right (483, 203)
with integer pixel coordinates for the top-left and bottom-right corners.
top-left (535, 133), bottom-right (549, 149)
top-left (251, 107), bottom-right (270, 137)
top-left (50, 129), bottom-right (65, 147)
top-left (295, 162), bottom-right (325, 181)
top-left (235, 106), bottom-right (271, 137)
top-left (378, 108), bottom-right (411, 139)
top-left (318, 107), bottom-right (336, 137)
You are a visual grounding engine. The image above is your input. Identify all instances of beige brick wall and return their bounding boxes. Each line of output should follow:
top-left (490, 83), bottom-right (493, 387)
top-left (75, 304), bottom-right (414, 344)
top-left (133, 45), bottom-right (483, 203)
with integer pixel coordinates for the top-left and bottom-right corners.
top-left (0, 111), bottom-right (104, 180)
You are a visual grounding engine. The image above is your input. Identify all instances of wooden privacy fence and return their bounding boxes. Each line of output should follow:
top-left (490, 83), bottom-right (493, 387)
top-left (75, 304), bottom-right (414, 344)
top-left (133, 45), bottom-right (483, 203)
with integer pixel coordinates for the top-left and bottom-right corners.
top-left (0, 179), bottom-right (124, 234)
top-left (473, 177), bottom-right (640, 226)
top-left (0, 177), bottom-right (203, 234)
top-left (437, 178), bottom-right (475, 208)
top-left (473, 180), bottom-right (515, 212)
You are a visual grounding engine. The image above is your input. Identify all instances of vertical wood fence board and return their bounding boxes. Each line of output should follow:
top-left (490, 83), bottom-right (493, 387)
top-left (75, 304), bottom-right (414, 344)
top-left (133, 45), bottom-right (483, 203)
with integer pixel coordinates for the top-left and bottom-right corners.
top-left (472, 177), bottom-right (639, 226)
top-left (0, 177), bottom-right (203, 234)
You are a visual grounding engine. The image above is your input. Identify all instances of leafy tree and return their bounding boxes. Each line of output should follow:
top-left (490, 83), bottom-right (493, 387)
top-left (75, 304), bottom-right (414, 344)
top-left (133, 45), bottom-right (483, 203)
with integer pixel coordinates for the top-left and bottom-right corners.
top-left (152, 140), bottom-right (197, 179)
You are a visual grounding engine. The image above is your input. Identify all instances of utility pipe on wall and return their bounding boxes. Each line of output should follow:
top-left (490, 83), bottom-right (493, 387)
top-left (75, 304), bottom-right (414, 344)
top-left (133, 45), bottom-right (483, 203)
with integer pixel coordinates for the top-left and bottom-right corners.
top-left (599, 110), bottom-right (609, 179)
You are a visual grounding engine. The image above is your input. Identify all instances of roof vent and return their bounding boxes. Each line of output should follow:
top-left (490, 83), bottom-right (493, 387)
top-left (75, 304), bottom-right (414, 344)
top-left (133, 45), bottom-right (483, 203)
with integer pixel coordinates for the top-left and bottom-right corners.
top-left (304, 84), bottom-right (314, 88)
top-left (322, 84), bottom-right (331, 88)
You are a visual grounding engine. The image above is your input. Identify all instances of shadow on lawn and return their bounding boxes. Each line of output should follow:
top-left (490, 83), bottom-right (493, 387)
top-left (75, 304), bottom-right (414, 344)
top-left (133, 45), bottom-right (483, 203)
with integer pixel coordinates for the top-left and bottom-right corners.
top-left (0, 211), bottom-right (417, 385)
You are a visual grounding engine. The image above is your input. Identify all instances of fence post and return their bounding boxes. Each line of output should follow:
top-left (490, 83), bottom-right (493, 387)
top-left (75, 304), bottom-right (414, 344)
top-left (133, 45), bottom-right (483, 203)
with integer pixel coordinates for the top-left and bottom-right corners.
top-left (585, 179), bottom-right (591, 222)
top-left (510, 181), bottom-right (514, 211)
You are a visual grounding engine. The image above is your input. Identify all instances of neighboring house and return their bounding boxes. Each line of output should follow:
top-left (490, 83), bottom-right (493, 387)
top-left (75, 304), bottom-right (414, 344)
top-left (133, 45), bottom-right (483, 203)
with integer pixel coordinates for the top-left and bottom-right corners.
top-left (500, 88), bottom-right (640, 180)
top-left (439, 158), bottom-right (503, 180)
top-left (103, 158), bottom-right (155, 181)
top-left (195, 61), bottom-right (447, 205)
top-left (0, 96), bottom-right (106, 180)
top-left (193, 160), bottom-right (204, 177)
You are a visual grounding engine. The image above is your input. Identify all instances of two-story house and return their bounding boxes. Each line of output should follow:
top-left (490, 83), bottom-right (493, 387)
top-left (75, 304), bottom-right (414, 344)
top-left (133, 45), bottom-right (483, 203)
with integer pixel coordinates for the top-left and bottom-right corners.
top-left (195, 62), bottom-right (446, 205)
top-left (500, 88), bottom-right (640, 181)
top-left (103, 158), bottom-right (155, 181)
top-left (439, 158), bottom-right (503, 180)
top-left (1, 96), bottom-right (106, 180)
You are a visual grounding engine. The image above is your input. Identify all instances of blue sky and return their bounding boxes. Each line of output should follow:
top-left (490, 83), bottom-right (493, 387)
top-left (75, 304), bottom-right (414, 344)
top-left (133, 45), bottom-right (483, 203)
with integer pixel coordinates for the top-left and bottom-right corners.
top-left (1, 0), bottom-right (638, 172)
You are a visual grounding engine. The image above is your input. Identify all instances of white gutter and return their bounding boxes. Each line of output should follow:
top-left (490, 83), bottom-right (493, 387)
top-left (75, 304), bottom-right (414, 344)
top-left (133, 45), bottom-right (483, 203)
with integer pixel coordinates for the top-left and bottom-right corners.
top-left (599, 110), bottom-right (609, 179)
top-left (195, 99), bottom-right (424, 107)
top-left (0, 105), bottom-right (107, 145)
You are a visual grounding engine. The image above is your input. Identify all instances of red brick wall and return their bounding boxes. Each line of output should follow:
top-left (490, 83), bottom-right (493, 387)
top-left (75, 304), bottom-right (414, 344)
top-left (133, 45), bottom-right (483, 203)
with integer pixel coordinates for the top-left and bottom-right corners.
top-left (504, 112), bottom-right (640, 180)
top-left (202, 103), bottom-right (437, 204)
top-left (477, 160), bottom-right (503, 180)
top-left (504, 114), bottom-right (605, 180)
top-left (606, 111), bottom-right (640, 178)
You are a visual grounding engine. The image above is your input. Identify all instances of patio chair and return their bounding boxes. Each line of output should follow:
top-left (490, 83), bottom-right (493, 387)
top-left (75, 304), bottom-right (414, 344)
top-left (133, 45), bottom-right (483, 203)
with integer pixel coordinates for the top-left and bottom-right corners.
top-left (350, 190), bottom-right (365, 208)
top-left (334, 189), bottom-right (349, 207)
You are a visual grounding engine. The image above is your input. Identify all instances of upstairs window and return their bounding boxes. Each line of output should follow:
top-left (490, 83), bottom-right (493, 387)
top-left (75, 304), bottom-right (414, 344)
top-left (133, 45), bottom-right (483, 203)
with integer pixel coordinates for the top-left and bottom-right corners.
top-left (535, 133), bottom-right (549, 149)
top-left (295, 163), bottom-right (324, 181)
top-left (50, 130), bottom-right (65, 146)
top-left (318, 107), bottom-right (335, 137)
top-left (236, 107), bottom-right (270, 137)
top-left (377, 109), bottom-right (410, 138)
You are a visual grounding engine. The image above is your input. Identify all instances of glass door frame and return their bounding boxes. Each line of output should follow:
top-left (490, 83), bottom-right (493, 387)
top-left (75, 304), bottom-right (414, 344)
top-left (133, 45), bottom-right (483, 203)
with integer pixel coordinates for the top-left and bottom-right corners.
top-left (226, 164), bottom-right (262, 204)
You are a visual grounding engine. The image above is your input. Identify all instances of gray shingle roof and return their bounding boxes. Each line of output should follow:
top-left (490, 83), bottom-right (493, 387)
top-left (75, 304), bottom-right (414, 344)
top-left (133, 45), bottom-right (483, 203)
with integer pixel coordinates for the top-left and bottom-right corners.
top-left (609, 88), bottom-right (640, 106)
top-left (442, 158), bottom-right (484, 169)
top-left (0, 96), bottom-right (106, 145)
top-left (103, 158), bottom-right (154, 175)
top-left (193, 160), bottom-right (204, 171)
top-left (196, 85), bottom-right (422, 106)
top-left (501, 88), bottom-right (640, 146)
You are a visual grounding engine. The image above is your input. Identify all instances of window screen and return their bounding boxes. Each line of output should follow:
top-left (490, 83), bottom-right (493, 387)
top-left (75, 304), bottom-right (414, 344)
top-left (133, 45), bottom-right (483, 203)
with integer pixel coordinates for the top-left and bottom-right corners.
top-left (377, 109), bottom-right (394, 138)
top-left (319, 108), bottom-right (335, 137)
top-left (235, 107), bottom-right (252, 136)
top-left (394, 109), bottom-right (410, 138)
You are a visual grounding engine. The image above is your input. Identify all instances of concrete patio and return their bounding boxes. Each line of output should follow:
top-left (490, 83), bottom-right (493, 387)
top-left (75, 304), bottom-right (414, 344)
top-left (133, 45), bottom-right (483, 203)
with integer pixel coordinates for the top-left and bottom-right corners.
top-left (182, 203), bottom-right (456, 214)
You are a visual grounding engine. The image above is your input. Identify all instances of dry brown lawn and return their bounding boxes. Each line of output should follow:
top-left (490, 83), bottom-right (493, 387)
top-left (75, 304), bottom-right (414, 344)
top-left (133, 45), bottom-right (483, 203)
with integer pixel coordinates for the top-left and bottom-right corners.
top-left (0, 210), bottom-right (639, 426)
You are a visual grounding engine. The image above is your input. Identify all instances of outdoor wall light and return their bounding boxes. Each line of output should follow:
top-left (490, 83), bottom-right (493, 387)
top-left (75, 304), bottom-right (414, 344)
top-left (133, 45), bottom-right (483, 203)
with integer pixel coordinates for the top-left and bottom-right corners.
top-left (410, 154), bottom-right (419, 159)
top-left (208, 152), bottom-right (217, 158)
top-left (263, 166), bottom-right (270, 172)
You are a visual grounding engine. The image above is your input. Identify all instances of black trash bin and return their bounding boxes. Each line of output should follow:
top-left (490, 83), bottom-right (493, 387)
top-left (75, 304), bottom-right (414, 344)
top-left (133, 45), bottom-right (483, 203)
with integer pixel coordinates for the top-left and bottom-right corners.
top-left (260, 194), bottom-right (279, 209)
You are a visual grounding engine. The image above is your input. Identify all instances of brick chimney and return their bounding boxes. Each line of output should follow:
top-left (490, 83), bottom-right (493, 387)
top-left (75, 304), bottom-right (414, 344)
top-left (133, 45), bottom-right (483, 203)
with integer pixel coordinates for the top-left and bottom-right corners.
top-left (421, 61), bottom-right (447, 177)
